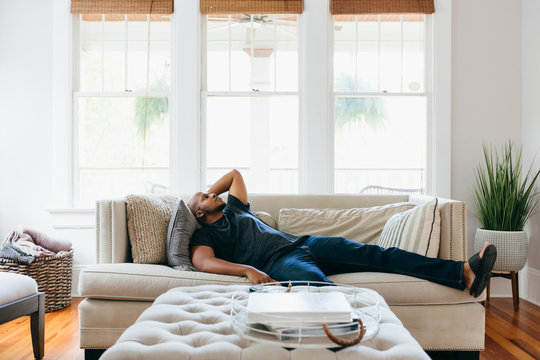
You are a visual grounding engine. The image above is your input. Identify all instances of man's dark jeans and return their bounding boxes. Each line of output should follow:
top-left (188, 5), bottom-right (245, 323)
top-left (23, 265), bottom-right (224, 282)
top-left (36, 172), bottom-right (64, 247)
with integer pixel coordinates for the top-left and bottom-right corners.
top-left (268, 236), bottom-right (466, 290)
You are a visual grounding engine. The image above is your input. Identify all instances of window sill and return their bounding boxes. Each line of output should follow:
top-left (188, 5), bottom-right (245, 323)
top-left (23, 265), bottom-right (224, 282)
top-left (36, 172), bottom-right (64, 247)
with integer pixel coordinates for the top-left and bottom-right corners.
top-left (46, 208), bottom-right (95, 214)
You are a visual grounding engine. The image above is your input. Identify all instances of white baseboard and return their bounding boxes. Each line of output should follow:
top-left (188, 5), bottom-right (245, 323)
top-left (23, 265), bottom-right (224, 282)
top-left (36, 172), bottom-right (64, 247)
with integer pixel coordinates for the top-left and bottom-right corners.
top-left (524, 266), bottom-right (540, 307)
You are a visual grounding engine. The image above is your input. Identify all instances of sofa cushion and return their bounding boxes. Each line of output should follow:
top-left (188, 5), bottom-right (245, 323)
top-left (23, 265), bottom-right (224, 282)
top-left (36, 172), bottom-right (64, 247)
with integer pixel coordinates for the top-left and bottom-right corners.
top-left (78, 263), bottom-right (480, 305)
top-left (378, 198), bottom-right (440, 258)
top-left (328, 272), bottom-right (482, 305)
top-left (167, 200), bottom-right (200, 271)
top-left (78, 263), bottom-right (252, 301)
top-left (278, 202), bottom-right (415, 244)
top-left (125, 194), bottom-right (179, 264)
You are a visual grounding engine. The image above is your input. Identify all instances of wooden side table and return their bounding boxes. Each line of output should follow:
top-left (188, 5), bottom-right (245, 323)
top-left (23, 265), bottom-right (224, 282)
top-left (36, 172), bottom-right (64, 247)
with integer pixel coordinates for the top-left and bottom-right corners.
top-left (486, 271), bottom-right (519, 311)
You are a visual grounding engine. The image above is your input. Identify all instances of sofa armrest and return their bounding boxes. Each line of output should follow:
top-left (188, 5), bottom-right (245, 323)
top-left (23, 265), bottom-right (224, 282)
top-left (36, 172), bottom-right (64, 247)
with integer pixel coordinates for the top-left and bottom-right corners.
top-left (96, 200), bottom-right (131, 264)
top-left (409, 195), bottom-right (467, 262)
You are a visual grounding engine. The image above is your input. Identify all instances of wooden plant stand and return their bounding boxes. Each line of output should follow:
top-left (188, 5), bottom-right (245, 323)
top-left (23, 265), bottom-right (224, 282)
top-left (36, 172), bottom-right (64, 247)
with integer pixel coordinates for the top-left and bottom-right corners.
top-left (486, 271), bottom-right (519, 311)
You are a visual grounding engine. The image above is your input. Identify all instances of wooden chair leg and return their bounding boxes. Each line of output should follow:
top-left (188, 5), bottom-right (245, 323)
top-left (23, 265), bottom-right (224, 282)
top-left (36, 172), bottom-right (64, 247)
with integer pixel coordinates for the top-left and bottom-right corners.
top-left (511, 271), bottom-right (519, 312)
top-left (30, 293), bottom-right (45, 359)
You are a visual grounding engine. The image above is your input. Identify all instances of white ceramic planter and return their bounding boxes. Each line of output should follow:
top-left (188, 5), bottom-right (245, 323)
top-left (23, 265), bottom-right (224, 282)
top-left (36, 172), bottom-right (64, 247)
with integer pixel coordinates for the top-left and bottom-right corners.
top-left (474, 228), bottom-right (528, 272)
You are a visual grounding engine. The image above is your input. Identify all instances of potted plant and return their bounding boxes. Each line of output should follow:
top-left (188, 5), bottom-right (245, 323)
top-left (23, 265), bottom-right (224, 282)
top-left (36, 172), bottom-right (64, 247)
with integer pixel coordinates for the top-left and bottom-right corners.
top-left (472, 142), bottom-right (540, 271)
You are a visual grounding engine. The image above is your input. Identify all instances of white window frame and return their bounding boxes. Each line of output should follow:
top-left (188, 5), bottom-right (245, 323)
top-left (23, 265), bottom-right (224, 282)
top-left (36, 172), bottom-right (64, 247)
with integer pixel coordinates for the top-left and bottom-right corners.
top-left (201, 14), bottom-right (301, 192)
top-left (73, 15), bottom-right (172, 206)
top-left (51, 0), bottom-right (451, 209)
top-left (333, 13), bottom-right (430, 194)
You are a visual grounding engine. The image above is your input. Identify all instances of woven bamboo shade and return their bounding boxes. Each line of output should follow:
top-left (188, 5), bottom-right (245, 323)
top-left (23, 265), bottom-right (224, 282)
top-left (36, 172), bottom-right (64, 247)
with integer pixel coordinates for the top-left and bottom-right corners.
top-left (71, 0), bottom-right (173, 14)
top-left (81, 14), bottom-right (170, 21)
top-left (334, 14), bottom-right (424, 22)
top-left (201, 0), bottom-right (303, 14)
top-left (331, 0), bottom-right (434, 15)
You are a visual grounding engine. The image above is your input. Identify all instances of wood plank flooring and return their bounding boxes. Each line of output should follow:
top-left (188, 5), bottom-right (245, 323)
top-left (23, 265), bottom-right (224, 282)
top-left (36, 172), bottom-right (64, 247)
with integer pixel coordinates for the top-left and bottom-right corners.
top-left (0, 297), bottom-right (539, 360)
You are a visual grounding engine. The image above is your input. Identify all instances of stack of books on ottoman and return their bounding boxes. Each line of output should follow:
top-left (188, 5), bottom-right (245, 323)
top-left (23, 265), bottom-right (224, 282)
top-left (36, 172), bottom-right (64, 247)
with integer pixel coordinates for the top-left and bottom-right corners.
top-left (246, 291), bottom-right (359, 341)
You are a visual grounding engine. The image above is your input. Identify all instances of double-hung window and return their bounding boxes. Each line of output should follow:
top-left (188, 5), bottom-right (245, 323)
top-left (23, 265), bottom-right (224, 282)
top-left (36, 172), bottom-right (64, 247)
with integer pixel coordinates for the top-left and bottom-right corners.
top-left (202, 1), bottom-right (302, 193)
top-left (333, 11), bottom-right (429, 194)
top-left (71, 1), bottom-right (172, 206)
top-left (64, 0), bottom-right (440, 206)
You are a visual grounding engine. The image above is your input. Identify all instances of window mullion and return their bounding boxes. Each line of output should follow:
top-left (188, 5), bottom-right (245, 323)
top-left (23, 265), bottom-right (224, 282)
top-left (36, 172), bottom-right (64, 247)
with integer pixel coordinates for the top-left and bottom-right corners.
top-left (101, 14), bottom-right (105, 92)
top-left (354, 15), bottom-right (358, 92)
top-left (124, 15), bottom-right (129, 91)
top-left (74, 92), bottom-right (169, 97)
top-left (377, 15), bottom-right (381, 92)
top-left (228, 15), bottom-right (231, 91)
top-left (274, 15), bottom-right (277, 92)
top-left (400, 15), bottom-right (404, 92)
top-left (250, 15), bottom-right (254, 90)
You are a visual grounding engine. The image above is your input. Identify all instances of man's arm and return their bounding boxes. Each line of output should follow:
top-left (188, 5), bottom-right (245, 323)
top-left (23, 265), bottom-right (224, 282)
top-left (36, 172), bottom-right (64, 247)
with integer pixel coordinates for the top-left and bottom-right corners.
top-left (207, 169), bottom-right (248, 204)
top-left (191, 245), bottom-right (275, 284)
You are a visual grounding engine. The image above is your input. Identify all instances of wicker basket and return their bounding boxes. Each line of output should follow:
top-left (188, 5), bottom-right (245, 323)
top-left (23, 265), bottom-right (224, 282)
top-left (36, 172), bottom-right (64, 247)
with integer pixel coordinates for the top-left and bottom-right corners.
top-left (0, 249), bottom-right (73, 312)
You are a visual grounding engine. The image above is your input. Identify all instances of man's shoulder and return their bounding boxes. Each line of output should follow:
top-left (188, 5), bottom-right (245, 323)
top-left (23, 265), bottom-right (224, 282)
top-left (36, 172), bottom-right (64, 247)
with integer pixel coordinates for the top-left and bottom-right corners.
top-left (190, 225), bottom-right (216, 247)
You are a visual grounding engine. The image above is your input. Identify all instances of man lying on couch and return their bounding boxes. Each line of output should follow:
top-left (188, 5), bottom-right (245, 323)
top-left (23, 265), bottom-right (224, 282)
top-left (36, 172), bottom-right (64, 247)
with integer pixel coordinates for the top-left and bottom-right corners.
top-left (188, 170), bottom-right (496, 298)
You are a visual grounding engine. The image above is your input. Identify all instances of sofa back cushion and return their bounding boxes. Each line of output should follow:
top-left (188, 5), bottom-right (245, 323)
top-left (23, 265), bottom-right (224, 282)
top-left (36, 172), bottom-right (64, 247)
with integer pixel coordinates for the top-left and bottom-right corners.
top-left (126, 194), bottom-right (179, 264)
top-left (278, 202), bottom-right (415, 244)
top-left (377, 198), bottom-right (440, 258)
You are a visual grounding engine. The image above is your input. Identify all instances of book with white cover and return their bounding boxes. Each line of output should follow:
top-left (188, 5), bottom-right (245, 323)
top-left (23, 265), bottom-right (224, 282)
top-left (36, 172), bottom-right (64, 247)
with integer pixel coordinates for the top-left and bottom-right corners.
top-left (246, 292), bottom-right (352, 324)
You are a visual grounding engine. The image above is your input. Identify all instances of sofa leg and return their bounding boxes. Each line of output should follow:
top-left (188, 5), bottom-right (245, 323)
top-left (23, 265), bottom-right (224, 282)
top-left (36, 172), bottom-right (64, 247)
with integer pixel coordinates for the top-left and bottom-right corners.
top-left (84, 349), bottom-right (106, 360)
top-left (426, 350), bottom-right (480, 360)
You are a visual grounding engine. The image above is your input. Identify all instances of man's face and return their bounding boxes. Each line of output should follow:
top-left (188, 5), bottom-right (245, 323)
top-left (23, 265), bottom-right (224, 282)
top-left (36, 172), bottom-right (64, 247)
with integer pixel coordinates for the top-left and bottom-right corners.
top-left (188, 192), bottom-right (225, 219)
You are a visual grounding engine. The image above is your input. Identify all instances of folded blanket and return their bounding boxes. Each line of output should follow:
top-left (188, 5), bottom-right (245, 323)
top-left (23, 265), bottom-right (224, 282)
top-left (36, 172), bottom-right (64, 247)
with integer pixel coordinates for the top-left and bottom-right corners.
top-left (0, 243), bottom-right (35, 264)
top-left (23, 228), bottom-right (72, 253)
top-left (3, 229), bottom-right (56, 257)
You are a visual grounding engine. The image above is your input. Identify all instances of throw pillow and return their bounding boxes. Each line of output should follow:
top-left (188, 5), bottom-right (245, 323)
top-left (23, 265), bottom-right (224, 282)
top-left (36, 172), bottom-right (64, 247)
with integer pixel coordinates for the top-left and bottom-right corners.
top-left (377, 198), bottom-right (440, 258)
top-left (167, 200), bottom-right (201, 271)
top-left (254, 211), bottom-right (277, 229)
top-left (278, 202), bottom-right (416, 245)
top-left (125, 194), bottom-right (179, 264)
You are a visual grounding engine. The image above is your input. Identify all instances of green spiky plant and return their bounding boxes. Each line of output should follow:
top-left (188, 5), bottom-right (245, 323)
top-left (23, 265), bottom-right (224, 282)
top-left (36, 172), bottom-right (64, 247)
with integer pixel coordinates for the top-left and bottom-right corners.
top-left (473, 142), bottom-right (540, 231)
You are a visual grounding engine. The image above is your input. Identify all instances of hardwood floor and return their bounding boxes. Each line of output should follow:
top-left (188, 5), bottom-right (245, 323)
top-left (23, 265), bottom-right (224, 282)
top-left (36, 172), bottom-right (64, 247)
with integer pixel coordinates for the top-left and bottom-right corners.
top-left (0, 297), bottom-right (539, 360)
top-left (0, 298), bottom-right (83, 360)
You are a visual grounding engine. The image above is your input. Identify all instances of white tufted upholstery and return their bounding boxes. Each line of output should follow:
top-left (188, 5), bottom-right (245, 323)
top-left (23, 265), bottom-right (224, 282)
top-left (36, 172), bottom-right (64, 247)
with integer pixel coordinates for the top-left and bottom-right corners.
top-left (101, 285), bottom-right (429, 360)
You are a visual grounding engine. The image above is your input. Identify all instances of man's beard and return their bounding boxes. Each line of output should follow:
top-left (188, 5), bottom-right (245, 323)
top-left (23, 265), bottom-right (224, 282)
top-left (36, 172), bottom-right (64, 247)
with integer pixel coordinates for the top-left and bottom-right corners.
top-left (215, 203), bottom-right (226, 212)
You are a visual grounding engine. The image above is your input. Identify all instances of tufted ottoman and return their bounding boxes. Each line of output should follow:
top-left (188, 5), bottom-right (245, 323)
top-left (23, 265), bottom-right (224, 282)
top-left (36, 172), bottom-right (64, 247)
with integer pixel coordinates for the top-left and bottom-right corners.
top-left (100, 285), bottom-right (429, 360)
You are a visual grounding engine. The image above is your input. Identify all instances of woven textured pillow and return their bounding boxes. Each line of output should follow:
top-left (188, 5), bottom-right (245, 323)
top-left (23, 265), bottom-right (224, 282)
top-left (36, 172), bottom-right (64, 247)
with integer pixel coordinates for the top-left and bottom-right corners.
top-left (167, 200), bottom-right (200, 271)
top-left (377, 198), bottom-right (440, 258)
top-left (126, 194), bottom-right (179, 264)
top-left (278, 202), bottom-right (416, 245)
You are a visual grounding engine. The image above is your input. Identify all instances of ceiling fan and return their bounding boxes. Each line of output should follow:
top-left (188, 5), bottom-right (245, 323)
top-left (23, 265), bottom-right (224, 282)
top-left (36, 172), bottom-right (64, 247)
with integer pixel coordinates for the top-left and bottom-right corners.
top-left (207, 14), bottom-right (298, 45)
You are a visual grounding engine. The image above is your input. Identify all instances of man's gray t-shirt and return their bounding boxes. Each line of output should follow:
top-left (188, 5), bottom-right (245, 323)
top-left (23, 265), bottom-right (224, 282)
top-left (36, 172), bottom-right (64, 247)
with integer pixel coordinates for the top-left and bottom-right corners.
top-left (189, 194), bottom-right (305, 273)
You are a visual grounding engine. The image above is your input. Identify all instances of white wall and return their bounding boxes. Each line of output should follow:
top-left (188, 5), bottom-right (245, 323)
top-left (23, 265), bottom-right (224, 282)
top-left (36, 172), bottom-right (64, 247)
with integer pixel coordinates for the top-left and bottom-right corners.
top-left (0, 0), bottom-right (95, 295)
top-left (451, 0), bottom-right (523, 296)
top-left (0, 0), bottom-right (55, 237)
top-left (522, 0), bottom-right (540, 305)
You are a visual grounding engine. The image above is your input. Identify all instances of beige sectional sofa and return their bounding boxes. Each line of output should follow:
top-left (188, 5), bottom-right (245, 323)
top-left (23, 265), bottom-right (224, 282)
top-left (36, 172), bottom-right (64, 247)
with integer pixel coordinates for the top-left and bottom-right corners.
top-left (78, 194), bottom-right (485, 359)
